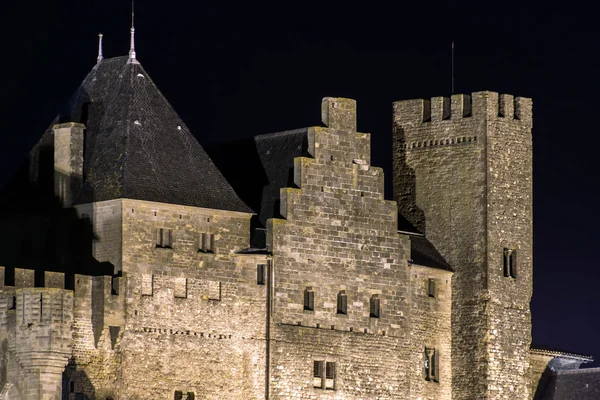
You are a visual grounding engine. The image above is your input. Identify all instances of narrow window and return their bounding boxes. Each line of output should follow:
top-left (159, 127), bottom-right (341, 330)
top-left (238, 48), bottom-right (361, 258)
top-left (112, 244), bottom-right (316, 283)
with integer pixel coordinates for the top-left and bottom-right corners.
top-left (70, 381), bottom-right (75, 393)
top-left (503, 248), bottom-right (517, 278)
top-left (424, 348), bottom-right (440, 382)
top-left (369, 294), bottom-right (380, 318)
top-left (111, 275), bottom-right (120, 296)
top-left (337, 290), bottom-right (347, 315)
top-left (9, 296), bottom-right (16, 310)
top-left (509, 250), bottom-right (517, 278)
top-left (313, 360), bottom-right (324, 388)
top-left (325, 362), bottom-right (336, 390)
top-left (257, 264), bottom-right (266, 285)
top-left (156, 228), bottom-right (172, 248)
top-left (199, 233), bottom-right (215, 253)
top-left (174, 391), bottom-right (183, 400)
top-left (187, 393), bottom-right (195, 400)
top-left (428, 278), bottom-right (436, 298)
top-left (304, 287), bottom-right (314, 311)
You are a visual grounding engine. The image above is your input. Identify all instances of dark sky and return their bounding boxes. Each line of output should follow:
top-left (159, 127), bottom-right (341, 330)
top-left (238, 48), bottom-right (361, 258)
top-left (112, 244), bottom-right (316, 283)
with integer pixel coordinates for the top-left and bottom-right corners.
top-left (2, 1), bottom-right (598, 366)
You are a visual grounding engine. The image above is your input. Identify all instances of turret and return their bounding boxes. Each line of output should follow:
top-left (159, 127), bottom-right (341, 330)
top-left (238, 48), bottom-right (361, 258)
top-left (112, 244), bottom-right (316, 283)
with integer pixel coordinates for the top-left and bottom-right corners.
top-left (393, 91), bottom-right (533, 399)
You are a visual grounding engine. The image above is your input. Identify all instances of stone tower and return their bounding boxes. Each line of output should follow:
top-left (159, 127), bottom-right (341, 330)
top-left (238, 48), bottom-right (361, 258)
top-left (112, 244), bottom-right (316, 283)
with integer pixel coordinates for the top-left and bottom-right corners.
top-left (392, 92), bottom-right (533, 399)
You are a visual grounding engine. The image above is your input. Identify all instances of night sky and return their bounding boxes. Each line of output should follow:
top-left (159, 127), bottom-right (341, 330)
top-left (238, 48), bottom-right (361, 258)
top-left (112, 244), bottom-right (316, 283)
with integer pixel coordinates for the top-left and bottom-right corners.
top-left (2, 2), bottom-right (598, 366)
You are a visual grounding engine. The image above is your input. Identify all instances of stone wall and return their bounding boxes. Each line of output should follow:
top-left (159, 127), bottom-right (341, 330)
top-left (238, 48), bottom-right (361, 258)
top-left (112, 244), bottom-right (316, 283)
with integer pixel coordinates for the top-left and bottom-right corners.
top-left (409, 263), bottom-right (452, 400)
top-left (393, 92), bottom-right (533, 400)
top-left (267, 98), bottom-right (449, 398)
top-left (118, 199), bottom-right (265, 399)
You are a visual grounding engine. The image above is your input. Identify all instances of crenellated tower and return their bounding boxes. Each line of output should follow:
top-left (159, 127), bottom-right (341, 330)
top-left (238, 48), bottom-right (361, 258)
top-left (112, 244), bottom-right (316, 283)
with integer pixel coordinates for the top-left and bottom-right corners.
top-left (392, 92), bottom-right (533, 399)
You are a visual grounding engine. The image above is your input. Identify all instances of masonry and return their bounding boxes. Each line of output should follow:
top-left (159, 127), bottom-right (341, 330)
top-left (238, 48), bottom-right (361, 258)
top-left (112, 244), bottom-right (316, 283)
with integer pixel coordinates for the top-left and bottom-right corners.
top-left (0, 48), bottom-right (595, 400)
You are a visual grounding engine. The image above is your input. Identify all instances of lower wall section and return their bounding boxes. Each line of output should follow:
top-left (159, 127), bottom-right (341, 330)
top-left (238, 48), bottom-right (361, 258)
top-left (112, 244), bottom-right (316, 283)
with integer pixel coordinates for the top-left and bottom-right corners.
top-left (119, 330), bottom-right (266, 400)
top-left (270, 324), bottom-right (410, 399)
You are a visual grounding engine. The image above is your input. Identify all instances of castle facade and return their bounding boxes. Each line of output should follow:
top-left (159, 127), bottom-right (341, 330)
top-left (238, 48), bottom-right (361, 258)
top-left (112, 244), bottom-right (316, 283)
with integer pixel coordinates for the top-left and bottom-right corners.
top-left (0, 46), bottom-right (597, 400)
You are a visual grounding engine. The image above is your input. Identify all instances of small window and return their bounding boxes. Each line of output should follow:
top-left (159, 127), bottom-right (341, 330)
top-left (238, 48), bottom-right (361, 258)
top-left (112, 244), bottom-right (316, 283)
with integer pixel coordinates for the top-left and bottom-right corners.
top-left (428, 278), bottom-right (436, 298)
top-left (424, 347), bottom-right (440, 382)
top-left (70, 381), bottom-right (75, 393)
top-left (503, 248), bottom-right (517, 278)
top-left (510, 250), bottom-right (517, 278)
top-left (111, 275), bottom-right (120, 296)
top-left (313, 360), bottom-right (324, 388)
top-left (186, 393), bottom-right (195, 400)
top-left (314, 360), bottom-right (323, 378)
top-left (174, 391), bottom-right (183, 400)
top-left (325, 362), bottom-right (336, 390)
top-left (199, 233), bottom-right (215, 253)
top-left (156, 228), bottom-right (172, 248)
top-left (337, 291), bottom-right (347, 315)
top-left (369, 294), bottom-right (380, 318)
top-left (257, 264), bottom-right (266, 285)
top-left (304, 287), bottom-right (314, 311)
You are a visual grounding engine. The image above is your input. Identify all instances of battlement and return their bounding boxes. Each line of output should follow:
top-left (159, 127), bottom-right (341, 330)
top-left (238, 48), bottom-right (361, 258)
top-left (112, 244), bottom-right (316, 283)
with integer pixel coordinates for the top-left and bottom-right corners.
top-left (393, 91), bottom-right (532, 127)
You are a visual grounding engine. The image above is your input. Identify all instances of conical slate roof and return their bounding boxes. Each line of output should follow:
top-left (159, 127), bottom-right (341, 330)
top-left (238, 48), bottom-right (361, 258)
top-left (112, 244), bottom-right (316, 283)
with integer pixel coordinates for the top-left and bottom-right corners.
top-left (45, 56), bottom-right (251, 213)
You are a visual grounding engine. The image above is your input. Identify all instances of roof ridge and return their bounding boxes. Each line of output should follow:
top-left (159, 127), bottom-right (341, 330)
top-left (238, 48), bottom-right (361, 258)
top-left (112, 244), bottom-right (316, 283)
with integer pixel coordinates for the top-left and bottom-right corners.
top-left (254, 128), bottom-right (309, 140)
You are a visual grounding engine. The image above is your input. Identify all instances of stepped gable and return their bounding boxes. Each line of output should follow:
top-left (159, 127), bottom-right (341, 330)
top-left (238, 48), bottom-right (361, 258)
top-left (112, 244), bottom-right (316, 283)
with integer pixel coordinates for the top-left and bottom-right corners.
top-left (38, 56), bottom-right (252, 213)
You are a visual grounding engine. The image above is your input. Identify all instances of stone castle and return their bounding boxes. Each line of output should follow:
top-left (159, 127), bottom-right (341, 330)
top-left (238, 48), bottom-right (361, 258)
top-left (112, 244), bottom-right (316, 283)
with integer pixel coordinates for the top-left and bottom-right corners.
top-left (0, 32), bottom-right (598, 400)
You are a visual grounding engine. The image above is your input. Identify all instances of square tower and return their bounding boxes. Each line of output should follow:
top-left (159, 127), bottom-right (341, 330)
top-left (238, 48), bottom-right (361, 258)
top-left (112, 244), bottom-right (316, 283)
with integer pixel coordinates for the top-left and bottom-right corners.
top-left (393, 92), bottom-right (533, 400)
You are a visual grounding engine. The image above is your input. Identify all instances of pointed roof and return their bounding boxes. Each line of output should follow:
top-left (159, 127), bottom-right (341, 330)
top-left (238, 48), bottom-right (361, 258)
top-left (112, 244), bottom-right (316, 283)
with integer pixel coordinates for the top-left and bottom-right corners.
top-left (49, 56), bottom-right (251, 213)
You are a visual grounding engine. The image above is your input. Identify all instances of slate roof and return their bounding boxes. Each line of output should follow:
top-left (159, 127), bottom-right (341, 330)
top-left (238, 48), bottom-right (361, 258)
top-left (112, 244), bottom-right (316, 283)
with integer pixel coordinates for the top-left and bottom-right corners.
top-left (409, 236), bottom-right (453, 272)
top-left (38, 56), bottom-right (251, 213)
top-left (536, 368), bottom-right (600, 400)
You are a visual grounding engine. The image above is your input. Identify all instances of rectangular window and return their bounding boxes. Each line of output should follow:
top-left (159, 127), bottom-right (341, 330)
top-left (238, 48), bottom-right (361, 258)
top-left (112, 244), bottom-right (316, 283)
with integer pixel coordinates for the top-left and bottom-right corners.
top-left (313, 360), bottom-right (323, 378)
top-left (325, 362), bottom-right (336, 390)
top-left (313, 360), bottom-right (324, 388)
top-left (510, 250), bottom-right (517, 278)
top-left (186, 393), bottom-right (195, 400)
top-left (111, 275), bottom-right (120, 296)
top-left (370, 294), bottom-right (380, 318)
top-left (156, 228), bottom-right (172, 248)
top-left (199, 233), bottom-right (215, 253)
top-left (428, 278), bottom-right (436, 298)
top-left (304, 287), bottom-right (314, 311)
top-left (337, 291), bottom-right (347, 315)
top-left (503, 248), bottom-right (517, 278)
top-left (424, 348), bottom-right (440, 382)
top-left (257, 264), bottom-right (266, 285)
top-left (174, 391), bottom-right (183, 400)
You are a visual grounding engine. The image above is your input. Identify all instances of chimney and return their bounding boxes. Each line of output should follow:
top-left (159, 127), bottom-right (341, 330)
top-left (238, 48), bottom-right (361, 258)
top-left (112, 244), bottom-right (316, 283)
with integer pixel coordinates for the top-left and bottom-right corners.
top-left (52, 122), bottom-right (85, 207)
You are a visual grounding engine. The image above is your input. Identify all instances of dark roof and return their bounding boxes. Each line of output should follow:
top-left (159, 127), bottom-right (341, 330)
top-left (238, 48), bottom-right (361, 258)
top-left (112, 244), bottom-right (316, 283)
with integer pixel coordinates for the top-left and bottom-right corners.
top-left (37, 56), bottom-right (251, 213)
top-left (207, 128), bottom-right (310, 228)
top-left (536, 368), bottom-right (600, 400)
top-left (409, 236), bottom-right (453, 272)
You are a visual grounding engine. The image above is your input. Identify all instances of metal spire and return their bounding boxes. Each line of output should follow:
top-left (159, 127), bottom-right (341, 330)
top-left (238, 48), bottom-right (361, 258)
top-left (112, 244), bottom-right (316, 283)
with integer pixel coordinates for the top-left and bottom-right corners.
top-left (128, 1), bottom-right (138, 63)
top-left (97, 33), bottom-right (104, 64)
